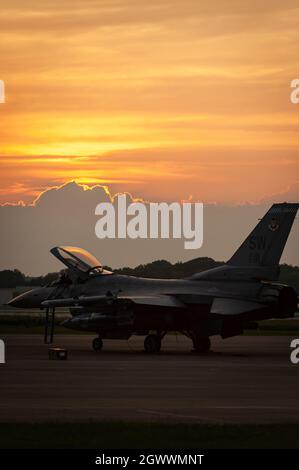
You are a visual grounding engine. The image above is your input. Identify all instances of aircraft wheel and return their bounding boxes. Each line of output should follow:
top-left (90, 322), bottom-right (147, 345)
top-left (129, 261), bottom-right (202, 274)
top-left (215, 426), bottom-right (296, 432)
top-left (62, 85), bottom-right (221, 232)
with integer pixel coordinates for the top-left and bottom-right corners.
top-left (92, 337), bottom-right (103, 351)
top-left (144, 334), bottom-right (161, 354)
top-left (192, 336), bottom-right (211, 353)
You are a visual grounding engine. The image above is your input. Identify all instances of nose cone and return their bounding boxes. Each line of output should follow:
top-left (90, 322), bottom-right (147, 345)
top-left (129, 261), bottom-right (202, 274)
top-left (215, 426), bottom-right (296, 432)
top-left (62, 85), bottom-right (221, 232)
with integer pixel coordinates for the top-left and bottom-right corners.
top-left (8, 287), bottom-right (52, 309)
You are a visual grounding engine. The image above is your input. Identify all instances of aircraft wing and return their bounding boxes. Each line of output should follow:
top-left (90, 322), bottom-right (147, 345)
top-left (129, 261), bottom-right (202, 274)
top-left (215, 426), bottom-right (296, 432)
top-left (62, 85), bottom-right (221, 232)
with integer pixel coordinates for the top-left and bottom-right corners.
top-left (120, 295), bottom-right (185, 308)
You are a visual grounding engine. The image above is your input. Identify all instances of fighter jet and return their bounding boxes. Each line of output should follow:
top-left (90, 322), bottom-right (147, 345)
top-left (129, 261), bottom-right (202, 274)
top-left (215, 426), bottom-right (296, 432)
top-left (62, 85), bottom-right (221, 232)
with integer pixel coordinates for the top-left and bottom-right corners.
top-left (9, 203), bottom-right (299, 353)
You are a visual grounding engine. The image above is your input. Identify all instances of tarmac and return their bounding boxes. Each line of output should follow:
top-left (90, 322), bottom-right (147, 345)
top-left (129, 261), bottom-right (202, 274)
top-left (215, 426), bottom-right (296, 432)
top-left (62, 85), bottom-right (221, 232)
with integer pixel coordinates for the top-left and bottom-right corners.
top-left (1, 334), bottom-right (299, 424)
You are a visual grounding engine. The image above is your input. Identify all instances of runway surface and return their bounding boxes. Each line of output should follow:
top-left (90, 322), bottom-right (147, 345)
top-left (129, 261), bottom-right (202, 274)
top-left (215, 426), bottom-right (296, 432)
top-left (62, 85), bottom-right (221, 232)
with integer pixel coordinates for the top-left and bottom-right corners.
top-left (1, 334), bottom-right (299, 424)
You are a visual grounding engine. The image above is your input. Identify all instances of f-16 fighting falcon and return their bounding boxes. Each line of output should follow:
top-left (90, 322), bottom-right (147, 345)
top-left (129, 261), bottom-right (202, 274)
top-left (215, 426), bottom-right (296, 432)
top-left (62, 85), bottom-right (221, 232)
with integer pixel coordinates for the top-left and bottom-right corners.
top-left (9, 203), bottom-right (299, 353)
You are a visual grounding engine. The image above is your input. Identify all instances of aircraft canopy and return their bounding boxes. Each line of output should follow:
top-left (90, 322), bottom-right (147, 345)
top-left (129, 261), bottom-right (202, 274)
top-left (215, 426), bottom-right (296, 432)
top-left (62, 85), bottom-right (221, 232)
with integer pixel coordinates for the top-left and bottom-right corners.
top-left (50, 246), bottom-right (111, 275)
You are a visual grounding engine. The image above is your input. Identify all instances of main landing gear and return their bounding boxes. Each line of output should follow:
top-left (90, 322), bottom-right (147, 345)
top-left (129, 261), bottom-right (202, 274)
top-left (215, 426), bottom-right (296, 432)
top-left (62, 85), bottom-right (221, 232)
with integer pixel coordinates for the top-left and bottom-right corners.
top-left (143, 332), bottom-right (210, 354)
top-left (92, 337), bottom-right (103, 351)
top-left (91, 333), bottom-right (211, 354)
top-left (192, 336), bottom-right (211, 353)
top-left (144, 334), bottom-right (162, 354)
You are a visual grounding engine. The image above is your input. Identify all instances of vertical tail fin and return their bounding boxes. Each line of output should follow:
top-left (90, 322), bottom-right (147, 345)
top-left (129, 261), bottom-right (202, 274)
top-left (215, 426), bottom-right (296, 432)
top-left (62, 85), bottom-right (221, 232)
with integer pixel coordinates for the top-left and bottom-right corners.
top-left (228, 203), bottom-right (298, 272)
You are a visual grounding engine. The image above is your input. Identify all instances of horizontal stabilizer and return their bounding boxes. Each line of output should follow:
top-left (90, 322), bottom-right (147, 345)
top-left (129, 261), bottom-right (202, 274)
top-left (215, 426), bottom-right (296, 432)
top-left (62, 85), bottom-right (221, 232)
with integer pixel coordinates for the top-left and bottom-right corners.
top-left (210, 297), bottom-right (263, 315)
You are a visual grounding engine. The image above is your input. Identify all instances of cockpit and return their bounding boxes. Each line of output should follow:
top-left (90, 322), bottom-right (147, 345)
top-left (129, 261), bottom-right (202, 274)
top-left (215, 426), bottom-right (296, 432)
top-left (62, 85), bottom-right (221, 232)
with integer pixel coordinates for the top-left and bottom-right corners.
top-left (50, 246), bottom-right (112, 280)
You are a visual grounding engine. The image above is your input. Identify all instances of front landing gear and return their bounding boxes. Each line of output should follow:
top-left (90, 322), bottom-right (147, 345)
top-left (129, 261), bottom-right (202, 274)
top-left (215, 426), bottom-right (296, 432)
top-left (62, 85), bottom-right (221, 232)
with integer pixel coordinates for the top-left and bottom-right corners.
top-left (92, 337), bottom-right (103, 351)
top-left (144, 334), bottom-right (162, 354)
top-left (192, 336), bottom-right (211, 353)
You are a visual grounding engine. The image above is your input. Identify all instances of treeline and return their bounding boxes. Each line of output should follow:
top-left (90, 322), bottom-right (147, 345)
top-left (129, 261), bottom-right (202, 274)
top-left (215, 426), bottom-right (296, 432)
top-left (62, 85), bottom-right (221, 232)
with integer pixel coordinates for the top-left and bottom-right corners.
top-left (1, 260), bottom-right (299, 293)
top-left (279, 264), bottom-right (299, 293)
top-left (0, 269), bottom-right (58, 288)
top-left (114, 257), bottom-right (222, 279)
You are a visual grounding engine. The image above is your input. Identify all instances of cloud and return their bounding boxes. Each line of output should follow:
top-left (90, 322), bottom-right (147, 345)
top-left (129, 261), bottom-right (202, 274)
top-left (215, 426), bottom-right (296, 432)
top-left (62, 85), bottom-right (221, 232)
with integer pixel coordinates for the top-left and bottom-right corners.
top-left (0, 181), bottom-right (298, 275)
top-left (1, 145), bottom-right (298, 206)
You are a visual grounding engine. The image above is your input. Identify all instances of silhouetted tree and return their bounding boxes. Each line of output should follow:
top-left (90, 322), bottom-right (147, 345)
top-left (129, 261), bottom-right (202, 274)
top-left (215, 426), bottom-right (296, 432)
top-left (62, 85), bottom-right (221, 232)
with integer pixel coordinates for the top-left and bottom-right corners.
top-left (0, 269), bottom-right (26, 287)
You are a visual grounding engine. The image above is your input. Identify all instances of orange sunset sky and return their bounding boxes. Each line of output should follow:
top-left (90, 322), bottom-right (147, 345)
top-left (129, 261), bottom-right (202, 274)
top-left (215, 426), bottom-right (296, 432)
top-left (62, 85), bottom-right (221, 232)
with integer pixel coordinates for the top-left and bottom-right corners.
top-left (0, 0), bottom-right (298, 205)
